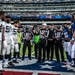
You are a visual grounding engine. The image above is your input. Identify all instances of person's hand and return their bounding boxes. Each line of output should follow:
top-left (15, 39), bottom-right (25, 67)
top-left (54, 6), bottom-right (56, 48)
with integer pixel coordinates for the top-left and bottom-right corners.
top-left (62, 42), bottom-right (64, 45)
top-left (56, 36), bottom-right (60, 39)
top-left (49, 39), bottom-right (53, 41)
top-left (33, 30), bottom-right (35, 33)
top-left (68, 38), bottom-right (70, 41)
top-left (2, 27), bottom-right (5, 33)
top-left (41, 32), bottom-right (44, 35)
top-left (70, 40), bottom-right (74, 45)
top-left (56, 36), bottom-right (60, 40)
top-left (27, 36), bottom-right (31, 40)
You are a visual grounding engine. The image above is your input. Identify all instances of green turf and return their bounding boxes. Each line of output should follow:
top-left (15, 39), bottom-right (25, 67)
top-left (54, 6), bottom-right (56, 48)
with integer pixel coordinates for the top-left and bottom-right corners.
top-left (20, 43), bottom-right (34, 56)
top-left (19, 42), bottom-right (66, 59)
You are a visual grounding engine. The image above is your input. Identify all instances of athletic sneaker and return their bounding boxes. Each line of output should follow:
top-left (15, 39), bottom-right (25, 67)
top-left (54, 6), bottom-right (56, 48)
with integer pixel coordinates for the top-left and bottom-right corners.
top-left (3, 62), bottom-right (8, 68)
top-left (0, 61), bottom-right (3, 70)
top-left (61, 65), bottom-right (67, 68)
top-left (66, 64), bottom-right (72, 70)
top-left (8, 62), bottom-right (15, 67)
top-left (13, 60), bottom-right (19, 63)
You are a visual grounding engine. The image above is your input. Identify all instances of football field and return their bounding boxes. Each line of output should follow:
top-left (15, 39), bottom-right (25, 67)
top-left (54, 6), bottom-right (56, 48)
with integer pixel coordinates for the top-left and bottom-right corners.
top-left (19, 43), bottom-right (67, 59)
top-left (4, 43), bottom-right (75, 75)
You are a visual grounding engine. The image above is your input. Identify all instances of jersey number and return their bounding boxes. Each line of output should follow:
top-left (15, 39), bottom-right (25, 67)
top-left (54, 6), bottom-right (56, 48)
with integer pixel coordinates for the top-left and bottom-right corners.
top-left (13, 29), bottom-right (17, 34)
top-left (0, 25), bottom-right (2, 32)
top-left (6, 26), bottom-right (10, 32)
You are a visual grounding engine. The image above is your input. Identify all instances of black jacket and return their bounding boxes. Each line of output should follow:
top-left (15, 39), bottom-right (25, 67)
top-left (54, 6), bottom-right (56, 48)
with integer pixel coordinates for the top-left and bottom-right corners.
top-left (22, 31), bottom-right (33, 42)
top-left (48, 29), bottom-right (55, 39)
top-left (48, 29), bottom-right (55, 44)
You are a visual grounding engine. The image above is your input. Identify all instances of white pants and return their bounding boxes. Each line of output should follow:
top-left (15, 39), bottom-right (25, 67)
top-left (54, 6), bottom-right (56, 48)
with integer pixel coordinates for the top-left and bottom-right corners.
top-left (13, 35), bottom-right (19, 52)
top-left (14, 43), bottom-right (19, 52)
top-left (10, 35), bottom-right (14, 53)
top-left (64, 42), bottom-right (72, 56)
top-left (4, 39), bottom-right (11, 55)
top-left (0, 40), bottom-right (10, 55)
top-left (71, 41), bottom-right (75, 59)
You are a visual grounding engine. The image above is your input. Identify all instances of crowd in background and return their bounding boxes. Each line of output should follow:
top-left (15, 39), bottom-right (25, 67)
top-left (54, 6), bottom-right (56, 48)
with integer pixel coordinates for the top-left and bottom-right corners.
top-left (8, 12), bottom-right (72, 19)
top-left (0, 0), bottom-right (75, 3)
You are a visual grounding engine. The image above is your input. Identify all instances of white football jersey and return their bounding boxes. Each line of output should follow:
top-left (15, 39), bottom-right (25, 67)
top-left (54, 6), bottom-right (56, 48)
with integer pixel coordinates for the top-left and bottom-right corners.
top-left (13, 26), bottom-right (18, 35)
top-left (0, 20), bottom-right (6, 40)
top-left (4, 23), bottom-right (13, 40)
top-left (8, 23), bottom-right (13, 36)
top-left (12, 25), bottom-right (18, 42)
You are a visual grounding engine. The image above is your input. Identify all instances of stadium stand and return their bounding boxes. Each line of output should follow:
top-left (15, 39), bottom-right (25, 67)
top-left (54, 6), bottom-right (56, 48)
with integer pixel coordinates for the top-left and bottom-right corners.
top-left (0, 0), bottom-right (75, 3)
top-left (0, 1), bottom-right (75, 25)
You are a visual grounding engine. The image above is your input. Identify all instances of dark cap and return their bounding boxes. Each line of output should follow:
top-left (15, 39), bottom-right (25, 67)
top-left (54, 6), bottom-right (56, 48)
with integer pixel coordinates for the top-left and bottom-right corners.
top-left (57, 26), bottom-right (60, 29)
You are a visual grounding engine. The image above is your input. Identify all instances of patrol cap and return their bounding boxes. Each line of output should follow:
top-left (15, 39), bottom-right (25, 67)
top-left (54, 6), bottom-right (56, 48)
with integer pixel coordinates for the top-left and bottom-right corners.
top-left (42, 23), bottom-right (47, 26)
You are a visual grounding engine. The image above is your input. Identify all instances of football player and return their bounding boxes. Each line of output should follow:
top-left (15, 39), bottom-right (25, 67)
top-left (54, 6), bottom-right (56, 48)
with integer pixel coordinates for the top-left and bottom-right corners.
top-left (0, 11), bottom-right (6, 70)
top-left (63, 27), bottom-right (72, 68)
top-left (12, 20), bottom-right (20, 63)
top-left (70, 13), bottom-right (75, 67)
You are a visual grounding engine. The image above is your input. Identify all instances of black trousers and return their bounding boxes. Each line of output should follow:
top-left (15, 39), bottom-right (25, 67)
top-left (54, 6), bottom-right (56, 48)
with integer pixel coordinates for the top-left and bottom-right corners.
top-left (34, 43), bottom-right (39, 59)
top-left (22, 41), bottom-right (31, 60)
top-left (38, 39), bottom-right (46, 61)
top-left (47, 41), bottom-right (54, 60)
top-left (55, 41), bottom-right (65, 62)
